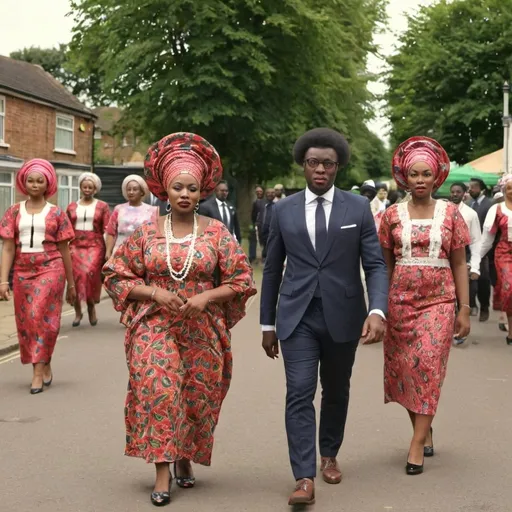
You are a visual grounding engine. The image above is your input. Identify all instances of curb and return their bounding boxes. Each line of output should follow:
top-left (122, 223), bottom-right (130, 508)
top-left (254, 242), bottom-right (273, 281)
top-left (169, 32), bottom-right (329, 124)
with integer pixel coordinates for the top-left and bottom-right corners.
top-left (0, 295), bottom-right (111, 359)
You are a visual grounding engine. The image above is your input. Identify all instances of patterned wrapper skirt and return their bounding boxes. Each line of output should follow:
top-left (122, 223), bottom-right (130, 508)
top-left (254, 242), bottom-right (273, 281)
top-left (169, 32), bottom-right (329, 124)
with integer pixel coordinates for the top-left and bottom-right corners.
top-left (494, 240), bottom-right (512, 314)
top-left (70, 230), bottom-right (106, 304)
top-left (13, 251), bottom-right (66, 364)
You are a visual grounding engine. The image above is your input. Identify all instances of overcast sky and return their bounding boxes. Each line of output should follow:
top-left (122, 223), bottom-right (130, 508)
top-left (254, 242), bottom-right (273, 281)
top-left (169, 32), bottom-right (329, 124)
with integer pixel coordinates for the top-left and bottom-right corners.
top-left (0, 0), bottom-right (434, 142)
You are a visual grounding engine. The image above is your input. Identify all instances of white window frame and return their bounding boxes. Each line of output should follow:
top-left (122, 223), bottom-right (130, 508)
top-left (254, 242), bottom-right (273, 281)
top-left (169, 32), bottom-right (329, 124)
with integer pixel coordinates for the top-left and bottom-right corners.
top-left (0, 96), bottom-right (8, 148)
top-left (94, 128), bottom-right (102, 140)
top-left (54, 113), bottom-right (76, 155)
top-left (0, 167), bottom-right (16, 217)
top-left (57, 170), bottom-right (82, 209)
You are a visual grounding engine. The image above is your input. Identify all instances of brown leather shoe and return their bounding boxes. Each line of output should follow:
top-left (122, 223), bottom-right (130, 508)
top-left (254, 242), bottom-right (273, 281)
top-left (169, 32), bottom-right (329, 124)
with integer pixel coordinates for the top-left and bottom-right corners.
top-left (320, 457), bottom-right (342, 484)
top-left (288, 478), bottom-right (315, 506)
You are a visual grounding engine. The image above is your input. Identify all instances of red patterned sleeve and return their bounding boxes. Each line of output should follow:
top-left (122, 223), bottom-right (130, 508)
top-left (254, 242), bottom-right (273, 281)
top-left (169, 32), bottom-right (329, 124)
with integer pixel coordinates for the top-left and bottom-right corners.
top-left (379, 207), bottom-right (394, 249)
top-left (101, 201), bottom-right (111, 233)
top-left (106, 206), bottom-right (119, 237)
top-left (215, 223), bottom-right (257, 329)
top-left (0, 204), bottom-right (18, 240)
top-left (450, 204), bottom-right (470, 251)
top-left (102, 225), bottom-right (146, 313)
top-left (54, 208), bottom-right (75, 242)
top-left (66, 202), bottom-right (77, 228)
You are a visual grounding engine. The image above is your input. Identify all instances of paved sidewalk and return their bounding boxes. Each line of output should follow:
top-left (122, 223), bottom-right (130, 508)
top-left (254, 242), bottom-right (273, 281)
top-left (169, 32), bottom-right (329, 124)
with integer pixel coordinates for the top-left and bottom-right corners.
top-left (0, 290), bottom-right (110, 356)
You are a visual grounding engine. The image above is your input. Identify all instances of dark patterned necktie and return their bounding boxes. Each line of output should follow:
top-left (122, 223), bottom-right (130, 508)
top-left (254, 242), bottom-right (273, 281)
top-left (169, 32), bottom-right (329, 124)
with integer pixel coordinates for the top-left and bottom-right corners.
top-left (315, 197), bottom-right (327, 257)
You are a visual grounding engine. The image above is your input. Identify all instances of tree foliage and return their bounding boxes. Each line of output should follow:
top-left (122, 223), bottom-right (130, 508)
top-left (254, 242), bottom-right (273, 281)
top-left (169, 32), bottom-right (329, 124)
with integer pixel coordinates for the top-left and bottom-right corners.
top-left (386, 0), bottom-right (512, 164)
top-left (9, 44), bottom-right (103, 103)
top-left (68, 0), bottom-right (386, 193)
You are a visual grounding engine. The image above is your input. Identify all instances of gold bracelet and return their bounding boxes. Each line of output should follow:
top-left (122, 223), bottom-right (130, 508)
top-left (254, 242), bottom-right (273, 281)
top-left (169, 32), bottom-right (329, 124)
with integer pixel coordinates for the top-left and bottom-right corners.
top-left (68, 285), bottom-right (75, 289)
top-left (460, 303), bottom-right (471, 309)
top-left (0, 282), bottom-right (9, 286)
top-left (150, 288), bottom-right (157, 301)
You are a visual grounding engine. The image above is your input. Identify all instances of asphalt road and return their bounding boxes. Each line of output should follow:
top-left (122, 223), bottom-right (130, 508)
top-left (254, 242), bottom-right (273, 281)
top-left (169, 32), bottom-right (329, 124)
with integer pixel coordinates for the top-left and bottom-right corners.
top-left (0, 297), bottom-right (511, 512)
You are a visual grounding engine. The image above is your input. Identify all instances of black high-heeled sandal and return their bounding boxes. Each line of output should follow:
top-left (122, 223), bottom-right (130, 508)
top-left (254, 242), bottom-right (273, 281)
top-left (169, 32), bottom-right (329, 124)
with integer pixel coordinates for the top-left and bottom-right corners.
top-left (406, 459), bottom-right (424, 475)
top-left (72, 314), bottom-right (83, 327)
top-left (174, 461), bottom-right (196, 488)
top-left (151, 476), bottom-right (172, 507)
top-left (424, 427), bottom-right (434, 457)
top-left (87, 305), bottom-right (98, 327)
top-left (506, 337), bottom-right (512, 346)
top-left (499, 323), bottom-right (508, 332)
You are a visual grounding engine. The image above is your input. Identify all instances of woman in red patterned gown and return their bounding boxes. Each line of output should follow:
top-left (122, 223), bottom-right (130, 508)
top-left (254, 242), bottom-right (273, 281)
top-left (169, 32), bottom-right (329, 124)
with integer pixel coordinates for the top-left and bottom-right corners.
top-left (481, 174), bottom-right (512, 344)
top-left (0, 159), bottom-right (76, 394)
top-left (67, 172), bottom-right (110, 327)
top-left (103, 133), bottom-right (256, 506)
top-left (379, 137), bottom-right (470, 475)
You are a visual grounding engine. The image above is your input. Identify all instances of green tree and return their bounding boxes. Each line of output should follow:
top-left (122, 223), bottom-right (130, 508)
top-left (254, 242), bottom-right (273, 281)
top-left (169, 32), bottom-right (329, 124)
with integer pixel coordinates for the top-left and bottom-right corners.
top-left (386, 0), bottom-right (512, 165)
top-left (68, 0), bottom-right (385, 218)
top-left (10, 45), bottom-right (103, 103)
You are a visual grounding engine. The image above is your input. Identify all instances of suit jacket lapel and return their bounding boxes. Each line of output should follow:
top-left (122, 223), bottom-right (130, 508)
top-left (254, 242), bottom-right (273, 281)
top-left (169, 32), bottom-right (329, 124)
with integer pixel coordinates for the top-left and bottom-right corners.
top-left (321, 189), bottom-right (347, 264)
top-left (293, 190), bottom-right (318, 262)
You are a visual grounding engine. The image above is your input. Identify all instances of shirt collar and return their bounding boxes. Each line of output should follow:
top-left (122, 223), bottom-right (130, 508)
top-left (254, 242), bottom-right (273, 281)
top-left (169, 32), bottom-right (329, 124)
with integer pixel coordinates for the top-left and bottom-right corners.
top-left (216, 198), bottom-right (226, 206)
top-left (305, 186), bottom-right (335, 204)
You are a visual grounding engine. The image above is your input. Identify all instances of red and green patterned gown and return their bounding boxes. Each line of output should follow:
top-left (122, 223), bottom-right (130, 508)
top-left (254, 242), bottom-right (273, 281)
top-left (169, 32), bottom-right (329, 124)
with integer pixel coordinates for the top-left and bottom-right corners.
top-left (102, 219), bottom-right (256, 465)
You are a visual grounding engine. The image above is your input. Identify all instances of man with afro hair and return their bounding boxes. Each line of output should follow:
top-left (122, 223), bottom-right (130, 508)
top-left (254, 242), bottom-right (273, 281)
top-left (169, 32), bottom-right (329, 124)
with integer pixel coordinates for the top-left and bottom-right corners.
top-left (260, 127), bottom-right (388, 506)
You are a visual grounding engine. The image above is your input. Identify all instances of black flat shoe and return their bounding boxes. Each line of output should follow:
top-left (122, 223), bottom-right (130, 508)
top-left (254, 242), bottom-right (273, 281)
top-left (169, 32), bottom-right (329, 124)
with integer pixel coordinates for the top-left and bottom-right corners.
top-left (151, 477), bottom-right (172, 507)
top-left (72, 314), bottom-right (83, 327)
top-left (30, 386), bottom-right (43, 395)
top-left (507, 337), bottom-right (512, 346)
top-left (406, 460), bottom-right (424, 475)
top-left (499, 323), bottom-right (508, 332)
top-left (174, 461), bottom-right (196, 488)
top-left (424, 427), bottom-right (434, 457)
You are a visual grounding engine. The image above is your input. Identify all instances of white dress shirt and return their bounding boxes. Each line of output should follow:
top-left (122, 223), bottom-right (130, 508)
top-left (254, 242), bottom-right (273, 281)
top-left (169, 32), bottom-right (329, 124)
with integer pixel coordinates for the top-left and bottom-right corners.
top-left (216, 198), bottom-right (231, 225)
top-left (261, 186), bottom-right (384, 332)
top-left (480, 202), bottom-right (512, 258)
top-left (458, 202), bottom-right (482, 275)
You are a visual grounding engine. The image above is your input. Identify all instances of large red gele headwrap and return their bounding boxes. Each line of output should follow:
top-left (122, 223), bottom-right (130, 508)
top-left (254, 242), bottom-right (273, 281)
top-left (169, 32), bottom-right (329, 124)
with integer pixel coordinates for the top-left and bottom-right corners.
top-left (144, 133), bottom-right (223, 200)
top-left (392, 136), bottom-right (450, 190)
top-left (16, 158), bottom-right (58, 197)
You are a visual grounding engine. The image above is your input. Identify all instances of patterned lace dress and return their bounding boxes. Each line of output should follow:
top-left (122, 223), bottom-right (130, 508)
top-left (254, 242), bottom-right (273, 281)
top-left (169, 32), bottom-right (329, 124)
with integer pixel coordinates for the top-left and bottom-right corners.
top-left (379, 200), bottom-right (469, 415)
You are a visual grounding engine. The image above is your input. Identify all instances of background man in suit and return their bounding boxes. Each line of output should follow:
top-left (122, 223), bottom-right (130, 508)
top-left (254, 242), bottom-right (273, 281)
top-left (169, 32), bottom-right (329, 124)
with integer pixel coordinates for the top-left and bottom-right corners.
top-left (249, 185), bottom-right (265, 263)
top-left (199, 180), bottom-right (242, 242)
top-left (260, 128), bottom-right (388, 506)
top-left (468, 178), bottom-right (492, 321)
top-left (258, 188), bottom-right (276, 260)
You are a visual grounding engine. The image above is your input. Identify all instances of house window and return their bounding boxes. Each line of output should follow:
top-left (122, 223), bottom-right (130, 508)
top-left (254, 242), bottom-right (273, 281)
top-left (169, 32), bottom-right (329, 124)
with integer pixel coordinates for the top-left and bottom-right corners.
top-left (0, 171), bottom-right (14, 216)
top-left (0, 96), bottom-right (5, 143)
top-left (94, 128), bottom-right (102, 140)
top-left (58, 173), bottom-right (80, 209)
top-left (55, 114), bottom-right (74, 152)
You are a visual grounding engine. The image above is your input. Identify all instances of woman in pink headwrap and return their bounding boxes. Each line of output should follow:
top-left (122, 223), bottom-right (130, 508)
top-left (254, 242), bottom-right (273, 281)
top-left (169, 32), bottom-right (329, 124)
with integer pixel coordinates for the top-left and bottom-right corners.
top-left (103, 133), bottom-right (256, 506)
top-left (379, 137), bottom-right (470, 475)
top-left (0, 159), bottom-right (75, 394)
top-left (481, 173), bottom-right (512, 344)
top-left (67, 172), bottom-right (110, 327)
top-left (105, 174), bottom-right (157, 259)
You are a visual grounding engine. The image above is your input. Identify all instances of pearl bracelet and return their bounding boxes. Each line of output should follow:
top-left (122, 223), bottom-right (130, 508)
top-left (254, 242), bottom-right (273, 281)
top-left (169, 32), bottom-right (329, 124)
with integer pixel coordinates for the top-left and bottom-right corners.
top-left (459, 303), bottom-right (471, 310)
top-left (150, 288), bottom-right (157, 301)
top-left (0, 282), bottom-right (9, 286)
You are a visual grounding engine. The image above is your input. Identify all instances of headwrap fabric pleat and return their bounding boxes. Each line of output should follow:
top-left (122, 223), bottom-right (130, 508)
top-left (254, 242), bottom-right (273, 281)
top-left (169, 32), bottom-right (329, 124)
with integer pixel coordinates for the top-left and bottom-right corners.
top-left (16, 159), bottom-right (58, 198)
top-left (499, 173), bottom-right (512, 193)
top-left (392, 136), bottom-right (450, 190)
top-left (121, 174), bottom-right (150, 201)
top-left (144, 133), bottom-right (223, 200)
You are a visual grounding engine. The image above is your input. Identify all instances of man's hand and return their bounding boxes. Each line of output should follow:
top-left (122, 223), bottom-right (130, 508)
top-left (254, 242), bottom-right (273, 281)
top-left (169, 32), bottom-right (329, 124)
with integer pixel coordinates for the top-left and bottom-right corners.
top-left (470, 272), bottom-right (479, 281)
top-left (262, 331), bottom-right (279, 359)
top-left (360, 313), bottom-right (385, 345)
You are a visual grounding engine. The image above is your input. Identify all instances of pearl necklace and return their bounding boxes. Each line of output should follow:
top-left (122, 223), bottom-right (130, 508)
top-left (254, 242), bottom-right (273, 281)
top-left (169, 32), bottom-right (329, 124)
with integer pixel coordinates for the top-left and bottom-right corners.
top-left (164, 213), bottom-right (198, 281)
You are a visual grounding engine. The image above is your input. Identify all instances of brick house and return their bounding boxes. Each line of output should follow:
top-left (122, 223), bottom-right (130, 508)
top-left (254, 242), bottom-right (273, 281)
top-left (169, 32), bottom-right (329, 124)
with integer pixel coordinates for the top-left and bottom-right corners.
top-left (0, 55), bottom-right (96, 216)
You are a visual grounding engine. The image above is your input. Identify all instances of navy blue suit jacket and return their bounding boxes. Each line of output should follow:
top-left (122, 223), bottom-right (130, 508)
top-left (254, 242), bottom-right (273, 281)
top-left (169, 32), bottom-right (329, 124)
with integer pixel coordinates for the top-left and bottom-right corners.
top-left (260, 187), bottom-right (388, 343)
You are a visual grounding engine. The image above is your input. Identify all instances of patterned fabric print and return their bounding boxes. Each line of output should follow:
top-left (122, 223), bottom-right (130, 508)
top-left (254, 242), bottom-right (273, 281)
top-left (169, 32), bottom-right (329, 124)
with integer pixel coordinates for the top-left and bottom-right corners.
top-left (379, 202), bottom-right (469, 415)
top-left (102, 219), bottom-right (256, 464)
top-left (0, 203), bottom-right (74, 364)
top-left (490, 206), bottom-right (512, 314)
top-left (106, 202), bottom-right (158, 252)
top-left (68, 200), bottom-right (110, 303)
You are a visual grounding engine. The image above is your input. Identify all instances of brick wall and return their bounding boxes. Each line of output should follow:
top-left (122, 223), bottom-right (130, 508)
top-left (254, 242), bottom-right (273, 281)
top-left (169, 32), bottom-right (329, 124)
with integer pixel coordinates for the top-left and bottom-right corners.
top-left (0, 94), bottom-right (94, 164)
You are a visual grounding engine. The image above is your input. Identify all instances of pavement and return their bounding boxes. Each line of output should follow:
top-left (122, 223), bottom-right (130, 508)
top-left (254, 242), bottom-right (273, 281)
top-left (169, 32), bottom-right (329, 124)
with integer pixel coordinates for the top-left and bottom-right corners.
top-left (0, 291), bottom-right (511, 512)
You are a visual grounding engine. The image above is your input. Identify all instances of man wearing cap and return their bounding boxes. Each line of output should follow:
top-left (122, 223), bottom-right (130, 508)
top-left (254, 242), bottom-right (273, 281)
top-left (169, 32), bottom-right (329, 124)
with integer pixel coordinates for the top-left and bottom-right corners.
top-left (260, 128), bottom-right (388, 505)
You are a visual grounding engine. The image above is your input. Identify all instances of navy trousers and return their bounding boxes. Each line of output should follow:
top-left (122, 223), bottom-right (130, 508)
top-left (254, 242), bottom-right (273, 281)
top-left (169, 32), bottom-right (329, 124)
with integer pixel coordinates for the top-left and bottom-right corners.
top-left (280, 297), bottom-right (358, 480)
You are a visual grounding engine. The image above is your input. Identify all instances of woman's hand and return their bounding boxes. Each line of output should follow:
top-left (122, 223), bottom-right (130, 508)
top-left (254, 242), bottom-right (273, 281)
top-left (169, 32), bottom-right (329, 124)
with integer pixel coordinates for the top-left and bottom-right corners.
top-left (179, 293), bottom-right (210, 319)
top-left (66, 285), bottom-right (77, 305)
top-left (0, 283), bottom-right (10, 301)
top-left (153, 288), bottom-right (185, 314)
top-left (454, 310), bottom-right (471, 339)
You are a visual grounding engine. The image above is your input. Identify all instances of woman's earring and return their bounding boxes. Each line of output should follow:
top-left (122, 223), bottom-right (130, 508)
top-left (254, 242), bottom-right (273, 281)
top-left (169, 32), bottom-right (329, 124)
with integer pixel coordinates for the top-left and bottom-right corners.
top-left (166, 202), bottom-right (171, 213)
top-left (194, 202), bottom-right (200, 213)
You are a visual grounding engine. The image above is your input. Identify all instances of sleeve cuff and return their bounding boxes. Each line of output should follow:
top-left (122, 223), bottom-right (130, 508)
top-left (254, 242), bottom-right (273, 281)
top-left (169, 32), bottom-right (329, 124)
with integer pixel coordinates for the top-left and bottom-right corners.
top-left (368, 309), bottom-right (386, 321)
top-left (261, 325), bottom-right (276, 332)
